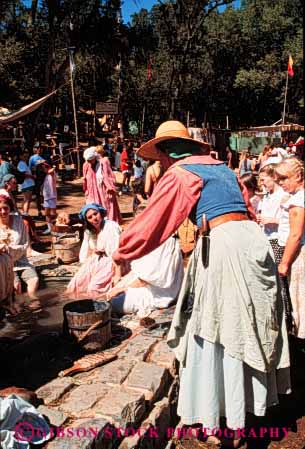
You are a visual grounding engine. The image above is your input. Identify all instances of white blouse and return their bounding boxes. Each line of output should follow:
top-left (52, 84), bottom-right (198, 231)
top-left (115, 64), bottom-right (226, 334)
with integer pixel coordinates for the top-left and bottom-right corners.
top-left (79, 219), bottom-right (121, 263)
top-left (278, 189), bottom-right (305, 246)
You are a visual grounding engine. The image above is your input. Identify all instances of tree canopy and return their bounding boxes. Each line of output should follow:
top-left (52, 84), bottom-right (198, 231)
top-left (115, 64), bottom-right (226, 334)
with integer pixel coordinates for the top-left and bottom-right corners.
top-left (0, 0), bottom-right (303, 134)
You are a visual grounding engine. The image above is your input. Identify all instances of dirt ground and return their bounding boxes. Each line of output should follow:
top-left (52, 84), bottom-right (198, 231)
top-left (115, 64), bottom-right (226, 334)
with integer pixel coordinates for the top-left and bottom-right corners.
top-left (3, 176), bottom-right (305, 449)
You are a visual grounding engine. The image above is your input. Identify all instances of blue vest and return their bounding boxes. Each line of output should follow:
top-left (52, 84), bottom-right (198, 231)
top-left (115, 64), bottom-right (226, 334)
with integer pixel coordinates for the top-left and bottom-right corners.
top-left (181, 163), bottom-right (247, 226)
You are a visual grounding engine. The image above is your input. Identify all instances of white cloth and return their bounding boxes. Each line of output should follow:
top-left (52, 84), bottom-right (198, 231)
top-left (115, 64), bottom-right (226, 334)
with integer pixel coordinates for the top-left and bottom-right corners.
top-left (42, 173), bottom-right (57, 202)
top-left (258, 188), bottom-right (289, 240)
top-left (83, 146), bottom-right (97, 161)
top-left (134, 166), bottom-right (144, 178)
top-left (43, 198), bottom-right (56, 209)
top-left (0, 394), bottom-right (51, 449)
top-left (278, 189), bottom-right (305, 246)
top-left (0, 215), bottom-right (32, 271)
top-left (112, 236), bottom-right (184, 317)
top-left (79, 219), bottom-right (121, 264)
top-left (17, 161), bottom-right (35, 190)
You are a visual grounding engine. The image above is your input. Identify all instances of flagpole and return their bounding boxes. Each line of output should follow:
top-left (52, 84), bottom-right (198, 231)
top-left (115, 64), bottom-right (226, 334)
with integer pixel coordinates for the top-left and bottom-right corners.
top-left (68, 47), bottom-right (80, 177)
top-left (141, 105), bottom-right (145, 139)
top-left (282, 69), bottom-right (289, 125)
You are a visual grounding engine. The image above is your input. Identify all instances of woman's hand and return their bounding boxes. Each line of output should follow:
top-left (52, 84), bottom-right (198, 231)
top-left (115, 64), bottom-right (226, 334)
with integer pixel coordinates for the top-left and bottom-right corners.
top-left (260, 216), bottom-right (278, 225)
top-left (0, 243), bottom-right (8, 253)
top-left (106, 287), bottom-right (125, 300)
top-left (278, 262), bottom-right (290, 277)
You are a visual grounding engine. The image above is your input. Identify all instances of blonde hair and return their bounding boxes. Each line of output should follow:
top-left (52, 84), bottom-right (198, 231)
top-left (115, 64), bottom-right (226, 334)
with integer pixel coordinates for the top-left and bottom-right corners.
top-left (275, 158), bottom-right (304, 181)
top-left (95, 145), bottom-right (105, 156)
top-left (259, 164), bottom-right (276, 177)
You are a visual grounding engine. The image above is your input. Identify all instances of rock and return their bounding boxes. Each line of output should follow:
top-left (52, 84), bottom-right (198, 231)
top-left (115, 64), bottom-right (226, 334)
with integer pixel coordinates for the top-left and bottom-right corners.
top-left (94, 386), bottom-right (146, 427)
top-left (118, 398), bottom-right (171, 449)
top-left (36, 377), bottom-right (75, 405)
top-left (118, 335), bottom-right (158, 361)
top-left (148, 340), bottom-right (177, 375)
top-left (37, 405), bottom-right (68, 427)
top-left (60, 382), bottom-right (109, 416)
top-left (141, 398), bottom-right (172, 449)
top-left (125, 361), bottom-right (169, 401)
top-left (95, 359), bottom-right (135, 385)
top-left (68, 418), bottom-right (118, 449)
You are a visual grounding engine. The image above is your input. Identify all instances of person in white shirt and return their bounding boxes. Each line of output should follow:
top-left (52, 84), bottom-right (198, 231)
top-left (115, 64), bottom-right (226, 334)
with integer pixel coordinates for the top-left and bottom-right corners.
top-left (258, 164), bottom-right (290, 240)
top-left (17, 151), bottom-right (35, 215)
top-left (107, 204), bottom-right (184, 318)
top-left (257, 164), bottom-right (292, 329)
top-left (276, 158), bottom-right (305, 339)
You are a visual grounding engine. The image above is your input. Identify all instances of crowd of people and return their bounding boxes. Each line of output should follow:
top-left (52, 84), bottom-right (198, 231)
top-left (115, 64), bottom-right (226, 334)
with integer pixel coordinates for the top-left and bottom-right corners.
top-left (0, 121), bottom-right (304, 447)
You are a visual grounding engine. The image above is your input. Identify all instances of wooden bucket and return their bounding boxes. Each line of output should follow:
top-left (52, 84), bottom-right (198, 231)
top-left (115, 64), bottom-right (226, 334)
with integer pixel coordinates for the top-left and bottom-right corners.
top-left (63, 300), bottom-right (112, 352)
top-left (53, 233), bottom-right (81, 264)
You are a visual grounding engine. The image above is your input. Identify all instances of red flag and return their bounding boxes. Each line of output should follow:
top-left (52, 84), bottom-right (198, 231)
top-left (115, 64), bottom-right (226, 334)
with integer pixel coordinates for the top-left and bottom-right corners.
top-left (287, 55), bottom-right (294, 77)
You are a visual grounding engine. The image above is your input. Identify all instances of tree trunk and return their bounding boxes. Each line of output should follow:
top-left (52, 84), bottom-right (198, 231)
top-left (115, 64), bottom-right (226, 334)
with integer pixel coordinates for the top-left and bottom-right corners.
top-left (27, 0), bottom-right (38, 27)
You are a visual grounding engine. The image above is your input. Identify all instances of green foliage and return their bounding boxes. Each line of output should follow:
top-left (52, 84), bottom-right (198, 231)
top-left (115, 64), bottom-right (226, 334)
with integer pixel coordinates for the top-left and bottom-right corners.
top-left (0, 0), bottom-right (303, 132)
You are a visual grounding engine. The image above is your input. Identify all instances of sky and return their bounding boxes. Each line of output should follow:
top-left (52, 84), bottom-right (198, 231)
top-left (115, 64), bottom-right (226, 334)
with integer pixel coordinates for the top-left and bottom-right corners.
top-left (122, 0), bottom-right (156, 23)
top-left (122, 0), bottom-right (241, 23)
top-left (22, 0), bottom-right (240, 24)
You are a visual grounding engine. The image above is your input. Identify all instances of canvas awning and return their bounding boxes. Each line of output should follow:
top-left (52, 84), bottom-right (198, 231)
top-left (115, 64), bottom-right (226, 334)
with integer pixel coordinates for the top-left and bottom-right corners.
top-left (238, 123), bottom-right (304, 136)
top-left (0, 90), bottom-right (58, 124)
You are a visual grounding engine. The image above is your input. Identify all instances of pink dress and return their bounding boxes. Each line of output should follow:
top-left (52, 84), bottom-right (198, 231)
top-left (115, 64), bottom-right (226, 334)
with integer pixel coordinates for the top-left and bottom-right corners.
top-left (83, 158), bottom-right (121, 223)
top-left (66, 220), bottom-right (121, 298)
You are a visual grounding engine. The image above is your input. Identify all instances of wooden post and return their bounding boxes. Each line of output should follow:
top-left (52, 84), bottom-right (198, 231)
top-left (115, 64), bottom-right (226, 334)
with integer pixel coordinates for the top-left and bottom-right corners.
top-left (141, 105), bottom-right (145, 139)
top-left (69, 48), bottom-right (80, 177)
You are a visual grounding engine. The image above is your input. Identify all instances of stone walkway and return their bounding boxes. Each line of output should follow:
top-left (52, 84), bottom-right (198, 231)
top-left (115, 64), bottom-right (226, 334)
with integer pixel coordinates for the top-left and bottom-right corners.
top-left (35, 307), bottom-right (180, 449)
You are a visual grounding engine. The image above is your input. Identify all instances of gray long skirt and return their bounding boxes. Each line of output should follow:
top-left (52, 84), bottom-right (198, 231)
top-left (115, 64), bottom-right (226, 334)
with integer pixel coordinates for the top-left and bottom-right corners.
top-left (178, 334), bottom-right (291, 430)
top-left (168, 220), bottom-right (291, 430)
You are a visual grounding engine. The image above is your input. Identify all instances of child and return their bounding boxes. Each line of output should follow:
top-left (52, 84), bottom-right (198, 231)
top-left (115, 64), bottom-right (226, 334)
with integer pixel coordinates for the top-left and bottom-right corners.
top-left (120, 145), bottom-right (132, 193)
top-left (40, 162), bottom-right (57, 235)
top-left (56, 211), bottom-right (71, 226)
top-left (131, 160), bottom-right (146, 212)
top-left (133, 159), bottom-right (144, 180)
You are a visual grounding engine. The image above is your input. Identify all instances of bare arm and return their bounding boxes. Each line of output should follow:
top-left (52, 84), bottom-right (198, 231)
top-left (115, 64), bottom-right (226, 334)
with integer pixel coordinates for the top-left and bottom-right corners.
top-left (278, 206), bottom-right (305, 276)
top-left (144, 168), bottom-right (153, 197)
top-left (107, 276), bottom-right (148, 299)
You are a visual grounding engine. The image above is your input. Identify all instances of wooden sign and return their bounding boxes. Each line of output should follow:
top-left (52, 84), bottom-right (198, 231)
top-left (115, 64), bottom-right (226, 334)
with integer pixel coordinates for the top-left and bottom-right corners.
top-left (96, 102), bottom-right (118, 115)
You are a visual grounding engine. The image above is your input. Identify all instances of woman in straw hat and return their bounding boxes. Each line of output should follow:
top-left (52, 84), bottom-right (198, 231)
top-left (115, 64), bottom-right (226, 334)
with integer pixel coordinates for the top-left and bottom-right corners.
top-left (110, 121), bottom-right (290, 447)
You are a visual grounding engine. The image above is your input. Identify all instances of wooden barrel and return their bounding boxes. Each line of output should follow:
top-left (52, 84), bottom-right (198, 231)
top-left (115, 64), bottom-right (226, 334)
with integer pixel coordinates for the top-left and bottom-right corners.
top-left (53, 233), bottom-right (81, 264)
top-left (63, 299), bottom-right (111, 352)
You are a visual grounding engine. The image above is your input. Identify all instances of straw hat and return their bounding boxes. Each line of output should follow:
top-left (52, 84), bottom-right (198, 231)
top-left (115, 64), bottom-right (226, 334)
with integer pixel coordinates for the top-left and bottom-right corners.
top-left (137, 120), bottom-right (210, 160)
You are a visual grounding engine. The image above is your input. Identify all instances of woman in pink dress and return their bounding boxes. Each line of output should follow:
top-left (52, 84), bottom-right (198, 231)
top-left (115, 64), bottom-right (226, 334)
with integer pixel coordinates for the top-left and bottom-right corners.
top-left (82, 147), bottom-right (121, 223)
top-left (66, 203), bottom-right (122, 298)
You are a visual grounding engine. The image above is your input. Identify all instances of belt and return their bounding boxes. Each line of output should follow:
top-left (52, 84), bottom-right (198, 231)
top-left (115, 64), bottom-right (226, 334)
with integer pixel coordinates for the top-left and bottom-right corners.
top-left (208, 212), bottom-right (249, 230)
